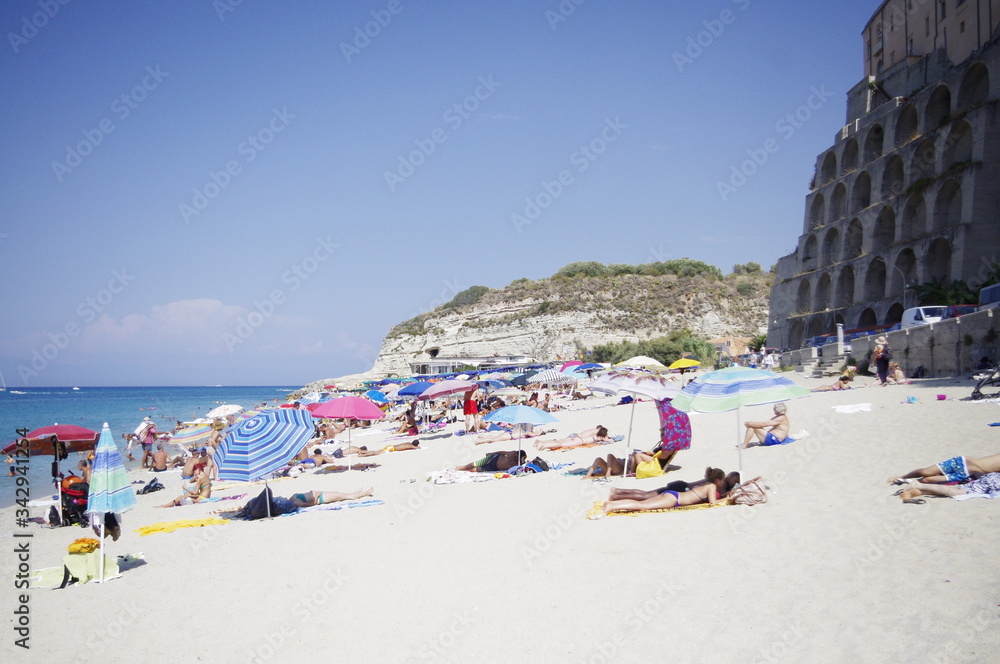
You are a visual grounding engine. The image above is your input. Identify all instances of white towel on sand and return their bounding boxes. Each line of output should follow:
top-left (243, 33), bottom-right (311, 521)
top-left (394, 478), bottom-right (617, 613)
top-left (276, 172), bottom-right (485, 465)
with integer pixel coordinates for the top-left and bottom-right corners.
top-left (833, 403), bottom-right (872, 414)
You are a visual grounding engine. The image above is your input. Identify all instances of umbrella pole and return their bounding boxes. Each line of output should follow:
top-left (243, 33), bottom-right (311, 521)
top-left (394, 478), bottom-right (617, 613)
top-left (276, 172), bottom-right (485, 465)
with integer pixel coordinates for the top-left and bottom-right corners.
top-left (623, 400), bottom-right (637, 477)
top-left (99, 520), bottom-right (105, 583)
top-left (347, 423), bottom-right (352, 471)
top-left (736, 406), bottom-right (744, 475)
top-left (265, 479), bottom-right (271, 518)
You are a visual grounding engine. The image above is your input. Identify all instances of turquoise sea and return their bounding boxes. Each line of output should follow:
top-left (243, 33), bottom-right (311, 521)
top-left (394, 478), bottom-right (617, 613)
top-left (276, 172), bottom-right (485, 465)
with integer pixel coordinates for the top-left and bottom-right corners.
top-left (0, 385), bottom-right (298, 509)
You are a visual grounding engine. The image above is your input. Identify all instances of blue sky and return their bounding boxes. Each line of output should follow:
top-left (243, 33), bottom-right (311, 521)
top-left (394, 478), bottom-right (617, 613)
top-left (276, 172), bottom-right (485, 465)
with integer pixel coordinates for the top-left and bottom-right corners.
top-left (0, 0), bottom-right (878, 386)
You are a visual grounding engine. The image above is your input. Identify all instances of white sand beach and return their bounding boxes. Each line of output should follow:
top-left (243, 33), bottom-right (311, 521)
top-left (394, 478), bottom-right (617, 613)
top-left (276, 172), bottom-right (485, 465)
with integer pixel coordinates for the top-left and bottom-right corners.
top-left (4, 372), bottom-right (1000, 663)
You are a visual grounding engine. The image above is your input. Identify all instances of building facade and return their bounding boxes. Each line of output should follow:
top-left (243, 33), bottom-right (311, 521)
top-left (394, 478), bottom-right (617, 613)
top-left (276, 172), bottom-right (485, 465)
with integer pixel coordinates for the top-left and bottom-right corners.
top-left (768, 0), bottom-right (1000, 349)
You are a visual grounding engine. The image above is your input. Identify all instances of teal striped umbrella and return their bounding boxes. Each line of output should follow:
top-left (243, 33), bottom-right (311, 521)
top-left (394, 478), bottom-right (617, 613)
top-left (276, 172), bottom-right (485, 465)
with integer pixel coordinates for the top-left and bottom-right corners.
top-left (671, 367), bottom-right (810, 472)
top-left (87, 423), bottom-right (137, 582)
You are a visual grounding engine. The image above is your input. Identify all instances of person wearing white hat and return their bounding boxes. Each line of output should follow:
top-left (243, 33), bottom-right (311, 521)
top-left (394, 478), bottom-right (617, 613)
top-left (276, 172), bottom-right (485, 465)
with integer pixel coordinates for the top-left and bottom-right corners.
top-left (873, 336), bottom-right (892, 385)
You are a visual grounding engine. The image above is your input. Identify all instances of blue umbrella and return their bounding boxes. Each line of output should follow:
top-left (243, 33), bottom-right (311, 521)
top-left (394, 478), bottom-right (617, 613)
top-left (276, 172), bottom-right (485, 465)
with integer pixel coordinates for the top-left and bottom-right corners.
top-left (364, 389), bottom-right (388, 404)
top-left (215, 409), bottom-right (315, 483)
top-left (398, 381), bottom-right (434, 398)
top-left (86, 423), bottom-right (136, 582)
top-left (483, 405), bottom-right (558, 462)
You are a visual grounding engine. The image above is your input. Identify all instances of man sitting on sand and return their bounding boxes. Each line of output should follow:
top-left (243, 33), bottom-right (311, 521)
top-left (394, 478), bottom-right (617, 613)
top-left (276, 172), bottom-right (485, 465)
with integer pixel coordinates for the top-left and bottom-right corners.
top-left (603, 467), bottom-right (736, 514)
top-left (455, 450), bottom-right (527, 473)
top-left (742, 403), bottom-right (790, 449)
top-left (898, 473), bottom-right (1000, 503)
top-left (151, 443), bottom-right (185, 472)
top-left (157, 467), bottom-right (211, 507)
top-left (533, 426), bottom-right (612, 451)
top-left (887, 453), bottom-right (1000, 485)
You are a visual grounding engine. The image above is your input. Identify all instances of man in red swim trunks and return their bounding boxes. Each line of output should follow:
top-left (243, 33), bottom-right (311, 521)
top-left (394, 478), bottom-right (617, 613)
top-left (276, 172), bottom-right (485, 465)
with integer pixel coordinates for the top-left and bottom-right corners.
top-left (464, 387), bottom-right (482, 434)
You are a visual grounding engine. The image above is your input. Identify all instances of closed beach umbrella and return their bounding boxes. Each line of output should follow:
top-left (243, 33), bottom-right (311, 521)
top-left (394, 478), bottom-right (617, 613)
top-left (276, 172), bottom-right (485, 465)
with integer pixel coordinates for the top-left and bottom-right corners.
top-left (483, 405), bottom-right (558, 465)
top-left (215, 409), bottom-right (315, 483)
top-left (671, 366), bottom-right (810, 472)
top-left (87, 423), bottom-right (137, 582)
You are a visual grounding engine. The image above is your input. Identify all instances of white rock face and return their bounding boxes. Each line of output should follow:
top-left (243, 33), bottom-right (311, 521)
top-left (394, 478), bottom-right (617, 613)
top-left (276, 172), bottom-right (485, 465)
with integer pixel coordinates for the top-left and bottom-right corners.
top-left (371, 294), bottom-right (767, 376)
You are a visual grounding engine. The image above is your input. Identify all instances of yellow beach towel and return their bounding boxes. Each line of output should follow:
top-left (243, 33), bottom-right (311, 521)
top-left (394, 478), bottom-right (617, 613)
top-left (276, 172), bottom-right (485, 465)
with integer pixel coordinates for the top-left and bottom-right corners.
top-left (586, 500), bottom-right (729, 520)
top-left (135, 517), bottom-right (230, 536)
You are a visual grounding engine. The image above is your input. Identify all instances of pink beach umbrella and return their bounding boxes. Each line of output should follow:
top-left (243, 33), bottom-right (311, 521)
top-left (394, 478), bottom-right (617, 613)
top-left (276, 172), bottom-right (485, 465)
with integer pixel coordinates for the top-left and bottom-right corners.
top-left (309, 396), bottom-right (387, 469)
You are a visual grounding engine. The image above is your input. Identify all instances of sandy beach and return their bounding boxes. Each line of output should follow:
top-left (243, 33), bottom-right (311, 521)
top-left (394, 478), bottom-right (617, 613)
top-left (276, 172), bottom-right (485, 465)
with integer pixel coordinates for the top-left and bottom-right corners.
top-left (4, 371), bottom-right (1000, 663)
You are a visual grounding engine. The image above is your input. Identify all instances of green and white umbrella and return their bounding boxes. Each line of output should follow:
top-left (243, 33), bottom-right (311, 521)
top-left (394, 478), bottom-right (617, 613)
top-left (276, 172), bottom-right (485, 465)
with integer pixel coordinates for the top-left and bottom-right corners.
top-left (86, 423), bottom-right (137, 581)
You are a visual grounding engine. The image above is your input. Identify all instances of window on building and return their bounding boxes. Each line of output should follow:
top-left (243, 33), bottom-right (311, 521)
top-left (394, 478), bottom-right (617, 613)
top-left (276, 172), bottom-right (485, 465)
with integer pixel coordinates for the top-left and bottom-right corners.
top-left (940, 1), bottom-right (946, 20)
top-left (960, 20), bottom-right (965, 33)
top-left (926, 16), bottom-right (931, 36)
top-left (909, 38), bottom-right (914, 54)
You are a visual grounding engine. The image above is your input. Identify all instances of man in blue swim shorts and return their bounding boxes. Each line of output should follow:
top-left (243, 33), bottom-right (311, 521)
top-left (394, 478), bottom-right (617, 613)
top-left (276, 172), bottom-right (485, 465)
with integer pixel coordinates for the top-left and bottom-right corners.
top-left (742, 403), bottom-right (792, 449)
top-left (888, 453), bottom-right (1000, 485)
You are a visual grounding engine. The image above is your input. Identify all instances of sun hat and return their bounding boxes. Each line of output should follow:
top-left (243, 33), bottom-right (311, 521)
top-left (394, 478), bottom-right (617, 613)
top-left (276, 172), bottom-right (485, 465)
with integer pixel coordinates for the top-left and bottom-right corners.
top-left (875, 336), bottom-right (888, 345)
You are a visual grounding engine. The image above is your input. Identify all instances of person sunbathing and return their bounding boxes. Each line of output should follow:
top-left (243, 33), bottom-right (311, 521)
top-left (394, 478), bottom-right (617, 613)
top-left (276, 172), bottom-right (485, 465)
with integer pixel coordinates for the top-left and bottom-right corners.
top-left (741, 403), bottom-right (790, 449)
top-left (475, 426), bottom-right (547, 445)
top-left (356, 441), bottom-right (421, 456)
top-left (603, 467), bottom-right (733, 514)
top-left (534, 426), bottom-right (612, 450)
top-left (394, 408), bottom-right (418, 435)
top-left (296, 448), bottom-right (343, 468)
top-left (812, 375), bottom-right (853, 392)
top-left (608, 470), bottom-right (740, 502)
top-left (157, 468), bottom-right (211, 507)
top-left (286, 487), bottom-right (374, 507)
top-left (887, 453), bottom-right (1000, 485)
top-left (886, 362), bottom-right (908, 385)
top-left (898, 473), bottom-right (1000, 503)
top-left (455, 450), bottom-right (527, 473)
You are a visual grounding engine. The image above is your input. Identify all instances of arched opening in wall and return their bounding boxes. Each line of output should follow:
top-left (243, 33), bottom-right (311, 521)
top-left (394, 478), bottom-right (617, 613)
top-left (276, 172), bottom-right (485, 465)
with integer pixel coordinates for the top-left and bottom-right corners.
top-left (890, 248), bottom-right (917, 299)
top-left (835, 267), bottom-right (855, 308)
top-left (843, 219), bottom-right (864, 261)
top-left (796, 279), bottom-right (812, 314)
top-left (802, 235), bottom-right (819, 271)
top-left (901, 195), bottom-right (927, 240)
top-left (807, 316), bottom-right (827, 338)
top-left (788, 320), bottom-right (805, 349)
top-left (944, 121), bottom-right (973, 165)
top-left (933, 179), bottom-right (962, 231)
top-left (910, 139), bottom-right (936, 183)
top-left (822, 227), bottom-right (840, 267)
top-left (882, 155), bottom-right (905, 198)
top-left (841, 139), bottom-right (859, 174)
top-left (864, 124), bottom-right (884, 163)
top-left (819, 151), bottom-right (838, 185)
top-left (850, 171), bottom-right (872, 213)
top-left (808, 195), bottom-right (826, 229)
top-left (926, 238), bottom-right (952, 281)
top-left (427, 347), bottom-right (441, 358)
top-left (926, 85), bottom-right (952, 128)
top-left (865, 258), bottom-right (887, 301)
top-left (813, 273), bottom-right (832, 312)
top-left (834, 314), bottom-right (846, 332)
top-left (958, 62), bottom-right (990, 109)
top-left (873, 207), bottom-right (896, 250)
top-left (830, 183), bottom-right (847, 222)
top-left (857, 308), bottom-right (877, 328)
top-left (894, 104), bottom-right (919, 147)
top-left (885, 303), bottom-right (905, 326)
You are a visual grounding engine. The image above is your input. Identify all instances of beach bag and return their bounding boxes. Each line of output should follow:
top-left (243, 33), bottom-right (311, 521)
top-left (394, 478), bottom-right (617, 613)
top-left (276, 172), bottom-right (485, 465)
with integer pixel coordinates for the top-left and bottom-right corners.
top-left (530, 456), bottom-right (550, 472)
top-left (635, 451), bottom-right (664, 479)
top-left (728, 477), bottom-right (767, 506)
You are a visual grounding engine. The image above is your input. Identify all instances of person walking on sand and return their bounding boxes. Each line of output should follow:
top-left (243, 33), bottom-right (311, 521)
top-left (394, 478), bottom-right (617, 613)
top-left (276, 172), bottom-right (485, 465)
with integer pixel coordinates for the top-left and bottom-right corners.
top-left (463, 387), bottom-right (482, 434)
top-left (741, 403), bottom-right (790, 449)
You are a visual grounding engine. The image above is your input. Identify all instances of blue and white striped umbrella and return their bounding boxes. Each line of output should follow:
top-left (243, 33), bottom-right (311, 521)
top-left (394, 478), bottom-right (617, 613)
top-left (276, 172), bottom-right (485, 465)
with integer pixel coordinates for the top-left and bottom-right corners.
top-left (87, 423), bottom-right (137, 516)
top-left (215, 409), bottom-right (315, 482)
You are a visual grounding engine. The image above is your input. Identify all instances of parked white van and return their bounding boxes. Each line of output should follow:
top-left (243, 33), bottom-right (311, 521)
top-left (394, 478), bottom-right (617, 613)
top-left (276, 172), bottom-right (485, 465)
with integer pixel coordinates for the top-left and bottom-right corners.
top-left (901, 306), bottom-right (947, 329)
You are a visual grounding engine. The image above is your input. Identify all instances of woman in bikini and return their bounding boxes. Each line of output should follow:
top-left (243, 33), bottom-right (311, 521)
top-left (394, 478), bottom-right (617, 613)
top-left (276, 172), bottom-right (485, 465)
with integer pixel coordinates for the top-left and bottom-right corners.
top-left (288, 487), bottom-right (374, 507)
top-left (603, 467), bottom-right (733, 514)
top-left (475, 426), bottom-right (548, 445)
top-left (157, 467), bottom-right (212, 507)
top-left (533, 426), bottom-right (612, 451)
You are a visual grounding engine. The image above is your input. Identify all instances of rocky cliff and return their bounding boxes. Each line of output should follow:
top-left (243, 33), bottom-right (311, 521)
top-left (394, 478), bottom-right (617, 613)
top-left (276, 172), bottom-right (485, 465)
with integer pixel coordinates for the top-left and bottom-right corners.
top-left (370, 270), bottom-right (771, 376)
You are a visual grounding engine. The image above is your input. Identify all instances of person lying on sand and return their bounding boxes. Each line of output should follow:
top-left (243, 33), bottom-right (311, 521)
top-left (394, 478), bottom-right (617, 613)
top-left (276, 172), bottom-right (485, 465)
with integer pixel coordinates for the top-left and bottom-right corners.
top-left (157, 468), bottom-right (211, 507)
top-left (608, 471), bottom-right (740, 503)
top-left (455, 450), bottom-right (527, 473)
top-left (583, 440), bottom-right (675, 479)
top-left (284, 488), bottom-right (374, 507)
top-left (475, 426), bottom-right (548, 445)
top-left (742, 403), bottom-right (790, 449)
top-left (812, 375), bottom-right (854, 392)
top-left (533, 426), bottom-right (611, 450)
top-left (887, 453), bottom-right (1000, 485)
top-left (897, 473), bottom-right (1000, 503)
top-left (603, 467), bottom-right (734, 514)
top-left (356, 441), bottom-right (421, 456)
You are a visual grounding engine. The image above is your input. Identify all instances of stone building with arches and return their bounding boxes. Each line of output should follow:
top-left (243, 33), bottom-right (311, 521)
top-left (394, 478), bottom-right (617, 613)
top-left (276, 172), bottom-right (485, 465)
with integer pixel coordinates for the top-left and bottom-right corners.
top-left (768, 0), bottom-right (1000, 350)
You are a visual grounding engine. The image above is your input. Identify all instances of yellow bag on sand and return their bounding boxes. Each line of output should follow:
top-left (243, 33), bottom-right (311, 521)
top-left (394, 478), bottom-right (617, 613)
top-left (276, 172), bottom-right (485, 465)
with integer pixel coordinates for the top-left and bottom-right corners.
top-left (635, 451), bottom-right (664, 479)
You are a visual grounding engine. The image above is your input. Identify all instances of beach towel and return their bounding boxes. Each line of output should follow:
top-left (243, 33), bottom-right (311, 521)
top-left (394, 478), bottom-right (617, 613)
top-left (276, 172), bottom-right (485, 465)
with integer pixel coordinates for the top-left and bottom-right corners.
top-left (586, 500), bottom-right (728, 520)
top-left (279, 498), bottom-right (384, 516)
top-left (135, 517), bottom-right (230, 536)
top-left (833, 403), bottom-right (872, 414)
top-left (427, 470), bottom-right (510, 485)
top-left (953, 492), bottom-right (1000, 500)
top-left (199, 493), bottom-right (247, 503)
top-left (655, 399), bottom-right (692, 452)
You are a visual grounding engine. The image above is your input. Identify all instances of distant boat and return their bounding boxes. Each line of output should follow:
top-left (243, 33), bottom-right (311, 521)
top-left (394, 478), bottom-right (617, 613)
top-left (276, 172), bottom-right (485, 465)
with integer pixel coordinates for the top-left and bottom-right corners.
top-left (72, 387), bottom-right (80, 391)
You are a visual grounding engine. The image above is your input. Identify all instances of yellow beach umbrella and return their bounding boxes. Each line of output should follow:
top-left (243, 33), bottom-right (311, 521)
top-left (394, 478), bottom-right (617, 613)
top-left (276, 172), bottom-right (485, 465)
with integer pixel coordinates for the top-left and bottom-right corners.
top-left (668, 358), bottom-right (701, 370)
